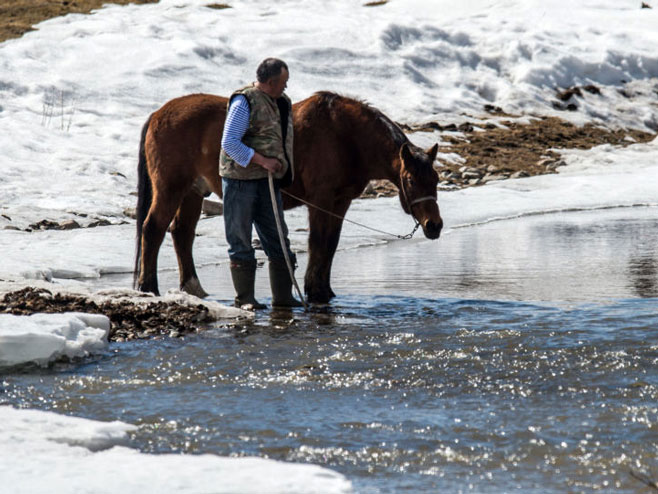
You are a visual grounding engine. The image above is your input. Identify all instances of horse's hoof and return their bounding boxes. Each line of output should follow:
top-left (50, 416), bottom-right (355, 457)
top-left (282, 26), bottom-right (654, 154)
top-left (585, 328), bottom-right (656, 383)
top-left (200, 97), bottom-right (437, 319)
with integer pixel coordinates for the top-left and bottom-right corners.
top-left (305, 286), bottom-right (334, 305)
top-left (138, 282), bottom-right (160, 297)
top-left (181, 277), bottom-right (208, 299)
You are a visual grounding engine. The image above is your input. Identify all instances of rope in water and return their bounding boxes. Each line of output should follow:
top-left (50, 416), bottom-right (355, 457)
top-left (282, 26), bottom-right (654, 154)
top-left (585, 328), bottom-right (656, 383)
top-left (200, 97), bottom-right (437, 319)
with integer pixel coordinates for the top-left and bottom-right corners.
top-left (268, 173), bottom-right (309, 311)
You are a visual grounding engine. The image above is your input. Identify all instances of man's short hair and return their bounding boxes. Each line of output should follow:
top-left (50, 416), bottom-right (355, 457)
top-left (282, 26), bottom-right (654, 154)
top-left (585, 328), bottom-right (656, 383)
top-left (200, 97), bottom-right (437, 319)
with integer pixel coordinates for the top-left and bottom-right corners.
top-left (256, 58), bottom-right (288, 83)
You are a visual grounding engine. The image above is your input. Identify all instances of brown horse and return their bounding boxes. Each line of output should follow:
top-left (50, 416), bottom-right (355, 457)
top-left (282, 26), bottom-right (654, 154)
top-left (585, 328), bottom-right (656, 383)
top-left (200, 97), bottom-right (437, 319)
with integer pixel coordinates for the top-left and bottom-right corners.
top-left (134, 91), bottom-right (442, 303)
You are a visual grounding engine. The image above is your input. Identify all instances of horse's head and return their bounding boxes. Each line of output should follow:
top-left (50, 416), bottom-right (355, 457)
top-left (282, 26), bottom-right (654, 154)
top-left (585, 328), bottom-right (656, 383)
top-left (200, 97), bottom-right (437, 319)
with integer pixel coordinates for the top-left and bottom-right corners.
top-left (398, 142), bottom-right (443, 239)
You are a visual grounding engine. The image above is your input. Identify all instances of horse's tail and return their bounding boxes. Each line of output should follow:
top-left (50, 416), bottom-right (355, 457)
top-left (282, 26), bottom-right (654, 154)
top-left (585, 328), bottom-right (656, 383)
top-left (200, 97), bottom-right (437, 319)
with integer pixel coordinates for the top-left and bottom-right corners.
top-left (133, 113), bottom-right (153, 289)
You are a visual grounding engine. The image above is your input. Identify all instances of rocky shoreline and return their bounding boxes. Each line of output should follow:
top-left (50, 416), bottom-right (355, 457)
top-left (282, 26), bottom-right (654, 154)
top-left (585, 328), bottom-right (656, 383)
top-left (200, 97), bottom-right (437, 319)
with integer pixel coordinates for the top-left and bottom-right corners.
top-left (362, 113), bottom-right (655, 198)
top-left (0, 287), bottom-right (248, 342)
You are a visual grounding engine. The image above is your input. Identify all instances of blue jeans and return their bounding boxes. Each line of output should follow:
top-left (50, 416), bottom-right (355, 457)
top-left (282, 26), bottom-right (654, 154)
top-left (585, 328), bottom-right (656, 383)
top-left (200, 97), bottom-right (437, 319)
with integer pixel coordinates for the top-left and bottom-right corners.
top-left (222, 177), bottom-right (296, 264)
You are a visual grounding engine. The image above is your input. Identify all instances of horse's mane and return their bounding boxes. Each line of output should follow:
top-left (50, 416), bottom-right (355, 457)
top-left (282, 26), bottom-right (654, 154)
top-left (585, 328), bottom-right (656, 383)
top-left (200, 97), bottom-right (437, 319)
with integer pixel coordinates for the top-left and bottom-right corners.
top-left (313, 91), bottom-right (408, 148)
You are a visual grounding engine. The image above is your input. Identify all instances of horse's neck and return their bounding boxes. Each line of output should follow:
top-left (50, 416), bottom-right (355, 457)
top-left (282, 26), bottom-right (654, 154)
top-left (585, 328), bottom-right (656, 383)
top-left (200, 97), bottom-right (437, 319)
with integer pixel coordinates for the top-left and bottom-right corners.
top-left (354, 105), bottom-right (407, 183)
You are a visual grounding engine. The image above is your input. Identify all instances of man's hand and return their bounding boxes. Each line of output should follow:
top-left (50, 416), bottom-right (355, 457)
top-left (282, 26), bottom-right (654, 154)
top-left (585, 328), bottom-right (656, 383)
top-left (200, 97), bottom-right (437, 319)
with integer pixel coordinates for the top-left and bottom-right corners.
top-left (251, 152), bottom-right (282, 174)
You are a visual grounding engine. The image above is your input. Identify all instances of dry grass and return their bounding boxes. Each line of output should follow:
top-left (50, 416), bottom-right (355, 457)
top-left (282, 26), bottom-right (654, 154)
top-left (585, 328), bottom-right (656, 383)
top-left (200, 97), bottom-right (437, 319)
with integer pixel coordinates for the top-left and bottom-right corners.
top-left (0, 0), bottom-right (159, 43)
top-left (362, 116), bottom-right (655, 197)
top-left (436, 116), bottom-right (654, 180)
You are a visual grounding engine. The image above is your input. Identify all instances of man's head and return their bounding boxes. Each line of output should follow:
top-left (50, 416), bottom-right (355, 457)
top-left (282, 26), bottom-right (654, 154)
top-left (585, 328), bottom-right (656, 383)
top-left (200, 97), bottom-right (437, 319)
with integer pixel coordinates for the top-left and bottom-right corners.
top-left (255, 58), bottom-right (289, 98)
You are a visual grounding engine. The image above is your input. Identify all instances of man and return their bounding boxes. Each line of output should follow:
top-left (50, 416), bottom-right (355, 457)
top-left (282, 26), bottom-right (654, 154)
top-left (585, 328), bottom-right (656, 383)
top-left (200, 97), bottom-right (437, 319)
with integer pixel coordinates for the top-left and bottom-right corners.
top-left (219, 58), bottom-right (302, 309)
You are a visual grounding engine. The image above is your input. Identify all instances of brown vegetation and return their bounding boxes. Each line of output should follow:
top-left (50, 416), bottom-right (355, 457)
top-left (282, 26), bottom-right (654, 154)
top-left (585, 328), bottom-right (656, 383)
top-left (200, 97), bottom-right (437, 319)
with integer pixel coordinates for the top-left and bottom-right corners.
top-left (363, 116), bottom-right (655, 197)
top-left (0, 287), bottom-right (217, 341)
top-left (0, 0), bottom-right (158, 42)
top-left (433, 116), bottom-right (654, 187)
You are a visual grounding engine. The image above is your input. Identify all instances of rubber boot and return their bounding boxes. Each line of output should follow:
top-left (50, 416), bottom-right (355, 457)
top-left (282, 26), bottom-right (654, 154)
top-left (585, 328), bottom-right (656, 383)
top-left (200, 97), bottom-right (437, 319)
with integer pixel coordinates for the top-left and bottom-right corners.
top-left (269, 259), bottom-right (303, 308)
top-left (230, 260), bottom-right (266, 310)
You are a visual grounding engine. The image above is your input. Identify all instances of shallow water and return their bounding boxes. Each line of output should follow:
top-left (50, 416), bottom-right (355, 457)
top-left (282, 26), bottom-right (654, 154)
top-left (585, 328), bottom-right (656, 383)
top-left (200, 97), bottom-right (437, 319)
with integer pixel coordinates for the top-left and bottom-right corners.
top-left (3, 206), bottom-right (658, 493)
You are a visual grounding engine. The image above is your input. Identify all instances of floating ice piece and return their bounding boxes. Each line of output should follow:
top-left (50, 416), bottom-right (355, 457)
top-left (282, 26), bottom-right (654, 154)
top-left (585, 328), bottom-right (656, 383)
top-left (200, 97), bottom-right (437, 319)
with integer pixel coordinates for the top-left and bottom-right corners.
top-left (0, 312), bottom-right (109, 368)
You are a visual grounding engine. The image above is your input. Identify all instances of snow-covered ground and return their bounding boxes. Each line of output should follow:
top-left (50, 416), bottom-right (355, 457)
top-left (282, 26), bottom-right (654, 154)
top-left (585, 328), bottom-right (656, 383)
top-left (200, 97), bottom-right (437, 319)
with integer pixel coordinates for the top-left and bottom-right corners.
top-left (1, 0), bottom-right (657, 492)
top-left (0, 406), bottom-right (352, 494)
top-left (0, 0), bottom-right (656, 278)
top-left (1, 0), bottom-right (657, 232)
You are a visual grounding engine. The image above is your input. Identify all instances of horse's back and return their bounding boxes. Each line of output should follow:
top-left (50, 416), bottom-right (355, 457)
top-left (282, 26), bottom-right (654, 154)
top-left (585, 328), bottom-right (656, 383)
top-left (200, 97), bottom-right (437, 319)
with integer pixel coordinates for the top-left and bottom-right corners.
top-left (287, 92), bottom-right (368, 206)
top-left (146, 94), bottom-right (228, 195)
top-left (149, 93), bottom-right (228, 148)
top-left (152, 93), bottom-right (227, 127)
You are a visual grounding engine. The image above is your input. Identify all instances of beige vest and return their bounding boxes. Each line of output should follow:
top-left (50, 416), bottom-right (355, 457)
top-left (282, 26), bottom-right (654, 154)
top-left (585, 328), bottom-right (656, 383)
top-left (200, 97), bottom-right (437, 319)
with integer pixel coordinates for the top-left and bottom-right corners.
top-left (219, 85), bottom-right (294, 181)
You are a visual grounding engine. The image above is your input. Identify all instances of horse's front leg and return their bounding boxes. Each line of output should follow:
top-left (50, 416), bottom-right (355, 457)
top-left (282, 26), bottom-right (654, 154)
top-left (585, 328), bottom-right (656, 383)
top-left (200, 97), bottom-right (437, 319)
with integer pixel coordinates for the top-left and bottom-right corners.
top-left (171, 190), bottom-right (208, 298)
top-left (305, 200), bottom-right (350, 304)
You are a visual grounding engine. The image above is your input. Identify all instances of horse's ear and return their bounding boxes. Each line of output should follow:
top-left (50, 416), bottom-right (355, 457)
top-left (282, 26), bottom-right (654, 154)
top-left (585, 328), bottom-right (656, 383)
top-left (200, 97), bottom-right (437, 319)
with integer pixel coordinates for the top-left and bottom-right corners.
top-left (426, 143), bottom-right (438, 163)
top-left (400, 142), bottom-right (413, 165)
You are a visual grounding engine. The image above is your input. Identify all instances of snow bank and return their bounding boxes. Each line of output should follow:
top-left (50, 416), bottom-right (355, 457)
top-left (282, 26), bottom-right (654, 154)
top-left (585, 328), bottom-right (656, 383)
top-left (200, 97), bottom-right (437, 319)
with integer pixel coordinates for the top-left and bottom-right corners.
top-left (158, 289), bottom-right (249, 319)
top-left (0, 312), bottom-right (109, 368)
top-left (0, 406), bottom-right (353, 494)
top-left (0, 284), bottom-right (252, 368)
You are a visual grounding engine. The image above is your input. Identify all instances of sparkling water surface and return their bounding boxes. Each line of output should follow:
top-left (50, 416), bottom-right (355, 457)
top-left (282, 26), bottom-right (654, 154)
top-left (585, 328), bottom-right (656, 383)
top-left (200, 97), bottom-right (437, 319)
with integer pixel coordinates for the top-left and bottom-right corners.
top-left (3, 206), bottom-right (657, 493)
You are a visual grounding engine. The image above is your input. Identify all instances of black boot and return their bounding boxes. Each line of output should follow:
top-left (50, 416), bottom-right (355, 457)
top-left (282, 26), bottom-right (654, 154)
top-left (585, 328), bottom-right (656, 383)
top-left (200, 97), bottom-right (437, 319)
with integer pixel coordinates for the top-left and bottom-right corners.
top-left (269, 258), bottom-right (303, 308)
top-left (230, 260), bottom-right (266, 310)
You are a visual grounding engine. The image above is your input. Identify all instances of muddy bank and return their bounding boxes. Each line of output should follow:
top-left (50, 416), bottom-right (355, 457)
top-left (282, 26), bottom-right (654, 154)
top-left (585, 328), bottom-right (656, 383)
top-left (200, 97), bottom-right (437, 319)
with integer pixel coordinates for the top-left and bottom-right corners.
top-left (363, 115), bottom-right (655, 198)
top-left (0, 287), bottom-right (237, 342)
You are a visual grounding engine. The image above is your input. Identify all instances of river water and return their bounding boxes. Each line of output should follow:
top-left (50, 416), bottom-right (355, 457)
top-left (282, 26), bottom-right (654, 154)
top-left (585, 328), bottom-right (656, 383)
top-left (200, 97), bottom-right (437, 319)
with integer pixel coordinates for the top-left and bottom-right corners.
top-left (3, 206), bottom-right (658, 493)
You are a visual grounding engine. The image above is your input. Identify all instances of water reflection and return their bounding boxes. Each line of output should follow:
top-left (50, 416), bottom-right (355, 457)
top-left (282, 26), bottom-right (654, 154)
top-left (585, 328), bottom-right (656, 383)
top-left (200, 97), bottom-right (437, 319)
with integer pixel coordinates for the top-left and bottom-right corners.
top-left (87, 206), bottom-right (658, 305)
top-left (628, 255), bottom-right (658, 298)
top-left (330, 206), bottom-right (658, 302)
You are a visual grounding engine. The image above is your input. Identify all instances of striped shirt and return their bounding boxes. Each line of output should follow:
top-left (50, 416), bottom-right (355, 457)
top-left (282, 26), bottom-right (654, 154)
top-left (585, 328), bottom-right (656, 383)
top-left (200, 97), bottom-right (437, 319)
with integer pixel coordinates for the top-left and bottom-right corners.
top-left (221, 95), bottom-right (255, 167)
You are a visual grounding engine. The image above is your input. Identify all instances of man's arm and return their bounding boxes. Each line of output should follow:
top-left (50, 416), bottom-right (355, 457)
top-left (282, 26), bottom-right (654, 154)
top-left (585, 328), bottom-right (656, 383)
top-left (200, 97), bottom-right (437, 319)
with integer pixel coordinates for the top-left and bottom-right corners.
top-left (221, 95), bottom-right (255, 167)
top-left (221, 95), bottom-right (282, 173)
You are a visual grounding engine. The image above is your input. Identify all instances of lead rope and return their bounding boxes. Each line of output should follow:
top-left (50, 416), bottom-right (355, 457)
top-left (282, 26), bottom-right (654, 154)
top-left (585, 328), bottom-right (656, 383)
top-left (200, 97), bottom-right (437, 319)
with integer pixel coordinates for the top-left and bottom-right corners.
top-left (280, 189), bottom-right (424, 240)
top-left (268, 173), bottom-right (309, 311)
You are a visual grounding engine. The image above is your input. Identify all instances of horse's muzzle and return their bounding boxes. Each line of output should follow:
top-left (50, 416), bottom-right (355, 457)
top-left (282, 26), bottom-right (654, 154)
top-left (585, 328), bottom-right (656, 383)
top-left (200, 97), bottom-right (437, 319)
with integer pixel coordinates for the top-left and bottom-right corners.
top-left (423, 218), bottom-right (443, 239)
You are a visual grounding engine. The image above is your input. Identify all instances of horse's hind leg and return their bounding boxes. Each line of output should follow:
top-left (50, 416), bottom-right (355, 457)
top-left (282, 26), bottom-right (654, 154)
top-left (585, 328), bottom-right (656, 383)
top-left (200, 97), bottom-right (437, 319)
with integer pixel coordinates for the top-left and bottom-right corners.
top-left (139, 193), bottom-right (180, 296)
top-left (171, 191), bottom-right (208, 298)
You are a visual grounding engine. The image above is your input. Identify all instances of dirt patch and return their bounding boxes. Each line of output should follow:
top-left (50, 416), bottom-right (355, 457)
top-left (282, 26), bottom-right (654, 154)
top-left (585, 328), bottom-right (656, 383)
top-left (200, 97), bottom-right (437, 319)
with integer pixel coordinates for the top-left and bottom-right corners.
top-left (0, 287), bottom-right (219, 342)
top-left (0, 0), bottom-right (159, 42)
top-left (434, 116), bottom-right (654, 187)
top-left (362, 116), bottom-right (655, 198)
